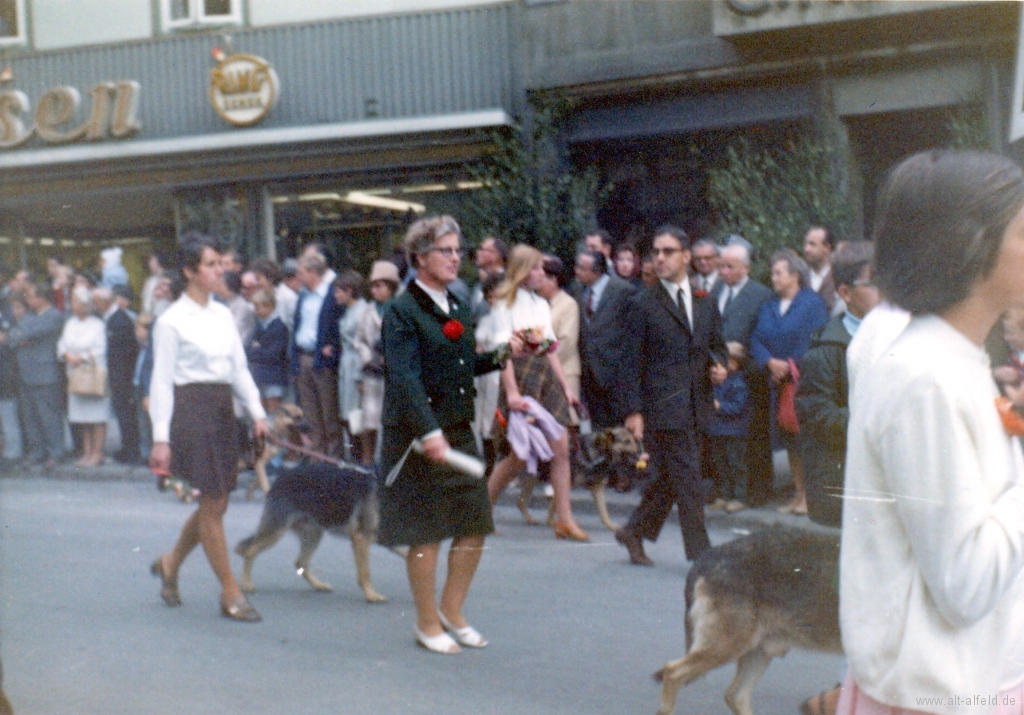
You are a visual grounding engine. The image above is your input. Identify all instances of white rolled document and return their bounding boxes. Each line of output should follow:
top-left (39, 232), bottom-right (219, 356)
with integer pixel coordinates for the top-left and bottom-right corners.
top-left (385, 438), bottom-right (486, 487)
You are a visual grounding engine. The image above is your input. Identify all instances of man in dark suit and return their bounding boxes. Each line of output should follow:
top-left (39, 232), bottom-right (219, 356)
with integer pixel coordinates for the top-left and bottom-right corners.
top-left (575, 250), bottom-right (635, 428)
top-left (711, 241), bottom-right (775, 505)
top-left (94, 286), bottom-right (141, 464)
top-left (690, 238), bottom-right (721, 294)
top-left (615, 226), bottom-right (726, 566)
top-left (291, 253), bottom-right (343, 457)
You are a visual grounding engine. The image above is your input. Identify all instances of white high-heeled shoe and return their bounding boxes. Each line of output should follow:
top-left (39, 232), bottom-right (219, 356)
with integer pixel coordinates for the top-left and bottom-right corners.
top-left (415, 626), bottom-right (461, 655)
top-left (438, 611), bottom-right (489, 648)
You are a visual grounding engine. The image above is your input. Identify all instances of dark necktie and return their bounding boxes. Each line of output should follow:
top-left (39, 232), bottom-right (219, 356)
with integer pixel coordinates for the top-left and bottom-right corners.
top-left (677, 287), bottom-right (690, 331)
top-left (586, 289), bottom-right (594, 319)
top-left (723, 287), bottom-right (734, 314)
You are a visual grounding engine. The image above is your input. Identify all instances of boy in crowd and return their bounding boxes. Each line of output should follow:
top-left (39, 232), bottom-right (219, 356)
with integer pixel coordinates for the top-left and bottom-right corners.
top-left (706, 342), bottom-right (750, 513)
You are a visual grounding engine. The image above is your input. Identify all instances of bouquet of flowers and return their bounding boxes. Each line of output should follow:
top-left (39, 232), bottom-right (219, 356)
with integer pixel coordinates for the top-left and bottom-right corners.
top-left (516, 326), bottom-right (558, 357)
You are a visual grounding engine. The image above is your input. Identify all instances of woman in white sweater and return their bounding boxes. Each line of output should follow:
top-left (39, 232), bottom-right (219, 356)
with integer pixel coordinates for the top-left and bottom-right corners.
top-left (58, 286), bottom-right (109, 467)
top-left (486, 244), bottom-right (587, 541)
top-left (838, 150), bottom-right (1024, 715)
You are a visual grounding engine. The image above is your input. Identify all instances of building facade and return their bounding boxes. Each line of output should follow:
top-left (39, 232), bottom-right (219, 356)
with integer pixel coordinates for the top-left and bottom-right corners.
top-left (0, 0), bottom-right (1015, 280)
top-left (0, 0), bottom-right (517, 280)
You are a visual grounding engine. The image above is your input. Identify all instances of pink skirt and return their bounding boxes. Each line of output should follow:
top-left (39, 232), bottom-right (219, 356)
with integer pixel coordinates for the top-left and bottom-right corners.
top-left (836, 670), bottom-right (1024, 715)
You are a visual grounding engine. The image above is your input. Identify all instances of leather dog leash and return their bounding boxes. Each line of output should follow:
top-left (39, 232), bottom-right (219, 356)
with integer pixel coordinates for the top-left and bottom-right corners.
top-left (262, 436), bottom-right (374, 475)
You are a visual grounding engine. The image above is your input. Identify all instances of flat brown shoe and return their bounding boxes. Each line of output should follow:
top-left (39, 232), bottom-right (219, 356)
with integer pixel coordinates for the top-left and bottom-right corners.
top-left (220, 595), bottom-right (261, 623)
top-left (150, 557), bottom-right (181, 607)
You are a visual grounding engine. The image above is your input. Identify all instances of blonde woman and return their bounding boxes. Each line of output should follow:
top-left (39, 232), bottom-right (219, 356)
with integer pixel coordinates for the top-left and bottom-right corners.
top-left (486, 245), bottom-right (588, 541)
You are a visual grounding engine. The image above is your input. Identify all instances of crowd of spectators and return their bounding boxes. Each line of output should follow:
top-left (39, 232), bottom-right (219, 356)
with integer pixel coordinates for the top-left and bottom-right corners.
top-left (0, 221), bottom-right (881, 531)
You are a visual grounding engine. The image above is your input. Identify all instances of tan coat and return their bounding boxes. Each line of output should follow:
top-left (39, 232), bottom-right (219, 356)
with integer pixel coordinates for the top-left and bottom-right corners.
top-left (549, 289), bottom-right (581, 422)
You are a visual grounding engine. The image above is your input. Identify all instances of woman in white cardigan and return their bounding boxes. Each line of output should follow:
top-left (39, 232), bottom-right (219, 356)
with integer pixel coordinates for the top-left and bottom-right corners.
top-left (838, 150), bottom-right (1024, 715)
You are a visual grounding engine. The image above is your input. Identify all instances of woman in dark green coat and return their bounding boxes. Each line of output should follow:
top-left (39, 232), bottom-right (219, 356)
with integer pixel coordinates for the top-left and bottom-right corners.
top-left (380, 215), bottom-right (507, 655)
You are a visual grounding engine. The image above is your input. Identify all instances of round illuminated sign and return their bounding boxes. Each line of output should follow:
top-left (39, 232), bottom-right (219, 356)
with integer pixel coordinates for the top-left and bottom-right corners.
top-left (210, 54), bottom-right (279, 127)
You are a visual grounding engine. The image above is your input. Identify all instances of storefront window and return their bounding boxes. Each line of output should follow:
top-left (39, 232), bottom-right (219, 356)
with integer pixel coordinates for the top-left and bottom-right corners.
top-left (161, 0), bottom-right (240, 29)
top-left (0, 0), bottom-right (25, 44)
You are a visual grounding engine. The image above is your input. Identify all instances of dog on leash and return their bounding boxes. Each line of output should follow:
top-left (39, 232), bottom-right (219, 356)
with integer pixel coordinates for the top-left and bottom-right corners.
top-left (234, 408), bottom-right (387, 603)
top-left (516, 426), bottom-right (647, 532)
top-left (653, 527), bottom-right (841, 715)
top-left (246, 403), bottom-right (306, 499)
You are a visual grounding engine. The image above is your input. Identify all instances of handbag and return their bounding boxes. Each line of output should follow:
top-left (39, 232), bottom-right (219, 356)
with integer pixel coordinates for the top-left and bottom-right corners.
top-left (68, 356), bottom-right (108, 398)
top-left (776, 358), bottom-right (800, 435)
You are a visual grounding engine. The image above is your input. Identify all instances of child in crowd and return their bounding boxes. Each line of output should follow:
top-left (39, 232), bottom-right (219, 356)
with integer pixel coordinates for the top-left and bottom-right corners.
top-left (246, 289), bottom-right (289, 415)
top-left (707, 342), bottom-right (750, 514)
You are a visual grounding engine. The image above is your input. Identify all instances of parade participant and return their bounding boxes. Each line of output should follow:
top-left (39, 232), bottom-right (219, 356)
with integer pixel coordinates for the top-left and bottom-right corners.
top-left (838, 150), bottom-right (1024, 715)
top-left (379, 215), bottom-right (507, 654)
top-left (149, 233), bottom-right (268, 622)
top-left (487, 245), bottom-right (587, 542)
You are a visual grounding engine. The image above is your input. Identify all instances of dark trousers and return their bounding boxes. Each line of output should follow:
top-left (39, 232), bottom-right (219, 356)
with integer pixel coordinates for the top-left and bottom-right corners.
top-left (745, 367), bottom-right (774, 505)
top-left (709, 435), bottom-right (748, 502)
top-left (111, 380), bottom-right (140, 462)
top-left (296, 356), bottom-right (343, 457)
top-left (625, 427), bottom-right (711, 561)
top-left (580, 364), bottom-right (618, 429)
top-left (20, 381), bottom-right (65, 461)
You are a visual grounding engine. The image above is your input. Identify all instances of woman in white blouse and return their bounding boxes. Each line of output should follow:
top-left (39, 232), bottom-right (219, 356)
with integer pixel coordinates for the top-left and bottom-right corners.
top-left (58, 286), bottom-right (110, 467)
top-left (838, 150), bottom-right (1024, 715)
top-left (149, 234), bottom-right (269, 623)
top-left (486, 244), bottom-right (587, 541)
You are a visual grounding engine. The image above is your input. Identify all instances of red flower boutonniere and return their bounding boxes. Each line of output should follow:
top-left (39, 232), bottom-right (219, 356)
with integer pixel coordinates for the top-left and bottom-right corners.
top-left (693, 290), bottom-right (709, 300)
top-left (442, 319), bottom-right (464, 341)
top-left (996, 396), bottom-right (1024, 437)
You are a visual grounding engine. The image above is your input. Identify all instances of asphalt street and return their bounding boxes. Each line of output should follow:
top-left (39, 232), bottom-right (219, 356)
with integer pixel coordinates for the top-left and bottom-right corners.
top-left (0, 475), bottom-right (844, 715)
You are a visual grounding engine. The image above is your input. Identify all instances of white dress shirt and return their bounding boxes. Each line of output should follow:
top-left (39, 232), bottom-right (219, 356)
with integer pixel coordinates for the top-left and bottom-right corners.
top-left (275, 283), bottom-right (298, 333)
top-left (415, 279), bottom-right (450, 314)
top-left (809, 264), bottom-right (831, 292)
top-left (660, 277), bottom-right (693, 327)
top-left (696, 270), bottom-right (718, 292)
top-left (149, 293), bottom-right (266, 443)
top-left (717, 275), bottom-right (748, 315)
top-left (294, 277), bottom-right (330, 352)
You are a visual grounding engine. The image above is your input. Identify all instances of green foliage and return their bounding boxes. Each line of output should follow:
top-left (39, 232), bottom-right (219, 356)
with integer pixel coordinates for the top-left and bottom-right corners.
top-left (462, 97), bottom-right (610, 263)
top-left (706, 133), bottom-right (854, 277)
top-left (946, 104), bottom-right (990, 151)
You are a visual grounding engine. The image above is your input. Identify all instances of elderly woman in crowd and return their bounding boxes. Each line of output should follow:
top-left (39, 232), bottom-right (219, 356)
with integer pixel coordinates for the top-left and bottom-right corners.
top-left (354, 260), bottom-right (399, 466)
top-left (57, 286), bottom-right (110, 467)
top-left (486, 244), bottom-right (588, 542)
top-left (379, 215), bottom-right (507, 655)
top-left (334, 269), bottom-right (369, 450)
top-left (837, 151), bottom-right (1024, 715)
top-left (750, 247), bottom-right (828, 515)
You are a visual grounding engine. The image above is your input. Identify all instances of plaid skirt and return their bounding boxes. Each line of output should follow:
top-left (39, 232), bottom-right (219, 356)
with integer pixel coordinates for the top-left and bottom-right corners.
top-left (496, 354), bottom-right (570, 455)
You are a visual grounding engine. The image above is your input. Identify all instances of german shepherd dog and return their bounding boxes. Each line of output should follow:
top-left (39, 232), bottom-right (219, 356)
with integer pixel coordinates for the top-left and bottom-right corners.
top-left (654, 528), bottom-right (841, 715)
top-left (516, 427), bottom-right (647, 532)
top-left (245, 403), bottom-right (305, 499)
top-left (234, 405), bottom-right (386, 603)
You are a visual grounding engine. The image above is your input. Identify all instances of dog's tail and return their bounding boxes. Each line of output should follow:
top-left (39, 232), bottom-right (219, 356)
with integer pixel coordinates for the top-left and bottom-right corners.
top-left (684, 561), bottom-right (698, 653)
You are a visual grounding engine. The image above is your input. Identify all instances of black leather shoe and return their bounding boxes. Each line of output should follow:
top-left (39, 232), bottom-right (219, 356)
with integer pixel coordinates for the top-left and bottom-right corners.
top-left (615, 528), bottom-right (653, 567)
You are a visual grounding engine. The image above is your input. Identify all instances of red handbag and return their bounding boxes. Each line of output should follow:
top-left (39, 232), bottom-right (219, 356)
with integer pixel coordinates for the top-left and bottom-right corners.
top-left (776, 358), bottom-right (800, 435)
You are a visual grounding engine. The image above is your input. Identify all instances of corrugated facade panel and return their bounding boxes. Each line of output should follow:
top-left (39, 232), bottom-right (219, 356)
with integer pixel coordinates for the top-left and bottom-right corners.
top-left (1, 3), bottom-right (515, 145)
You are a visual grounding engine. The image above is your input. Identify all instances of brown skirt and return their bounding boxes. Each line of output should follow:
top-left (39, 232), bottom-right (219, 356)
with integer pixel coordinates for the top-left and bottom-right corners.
top-left (496, 354), bottom-right (570, 455)
top-left (169, 383), bottom-right (239, 496)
